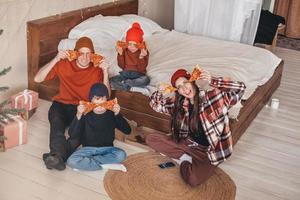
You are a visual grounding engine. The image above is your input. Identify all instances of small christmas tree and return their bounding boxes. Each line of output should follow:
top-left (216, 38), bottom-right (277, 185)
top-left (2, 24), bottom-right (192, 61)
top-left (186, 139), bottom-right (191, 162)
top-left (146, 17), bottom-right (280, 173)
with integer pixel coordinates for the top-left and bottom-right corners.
top-left (0, 66), bottom-right (24, 123)
top-left (0, 29), bottom-right (24, 150)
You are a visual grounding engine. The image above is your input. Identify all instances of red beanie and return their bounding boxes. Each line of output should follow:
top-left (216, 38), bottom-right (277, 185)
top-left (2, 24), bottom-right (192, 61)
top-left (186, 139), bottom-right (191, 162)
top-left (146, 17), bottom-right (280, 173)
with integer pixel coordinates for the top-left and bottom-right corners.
top-left (74, 36), bottom-right (95, 53)
top-left (126, 22), bottom-right (144, 43)
top-left (171, 69), bottom-right (191, 87)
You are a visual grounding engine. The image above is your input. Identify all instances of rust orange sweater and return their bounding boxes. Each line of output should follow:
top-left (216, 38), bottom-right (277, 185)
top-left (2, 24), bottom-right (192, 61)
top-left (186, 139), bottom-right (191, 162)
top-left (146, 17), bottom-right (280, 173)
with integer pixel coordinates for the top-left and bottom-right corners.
top-left (45, 59), bottom-right (103, 105)
top-left (117, 49), bottom-right (149, 74)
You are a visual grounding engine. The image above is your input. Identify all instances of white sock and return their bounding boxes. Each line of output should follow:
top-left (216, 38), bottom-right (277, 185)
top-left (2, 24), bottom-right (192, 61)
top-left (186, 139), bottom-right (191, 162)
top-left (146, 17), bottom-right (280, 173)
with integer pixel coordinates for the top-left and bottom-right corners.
top-left (72, 168), bottom-right (80, 172)
top-left (101, 163), bottom-right (127, 172)
top-left (179, 153), bottom-right (192, 164)
top-left (130, 87), bottom-right (150, 96)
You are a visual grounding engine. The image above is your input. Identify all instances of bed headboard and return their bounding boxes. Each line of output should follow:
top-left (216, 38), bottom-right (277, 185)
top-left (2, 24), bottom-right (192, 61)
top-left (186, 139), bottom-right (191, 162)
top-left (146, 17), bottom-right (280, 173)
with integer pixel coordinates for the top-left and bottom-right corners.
top-left (27, 0), bottom-right (138, 100)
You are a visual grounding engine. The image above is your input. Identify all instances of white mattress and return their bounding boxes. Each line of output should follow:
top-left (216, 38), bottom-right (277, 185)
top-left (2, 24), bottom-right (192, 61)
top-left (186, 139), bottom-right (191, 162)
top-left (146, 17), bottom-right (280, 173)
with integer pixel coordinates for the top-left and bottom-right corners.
top-left (145, 31), bottom-right (281, 99)
top-left (58, 30), bottom-right (281, 118)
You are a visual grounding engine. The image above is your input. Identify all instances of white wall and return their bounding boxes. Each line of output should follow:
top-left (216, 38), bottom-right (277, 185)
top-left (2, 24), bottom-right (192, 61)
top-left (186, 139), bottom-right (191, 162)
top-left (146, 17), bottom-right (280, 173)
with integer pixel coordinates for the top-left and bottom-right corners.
top-left (139, 0), bottom-right (174, 30)
top-left (0, 0), bottom-right (174, 100)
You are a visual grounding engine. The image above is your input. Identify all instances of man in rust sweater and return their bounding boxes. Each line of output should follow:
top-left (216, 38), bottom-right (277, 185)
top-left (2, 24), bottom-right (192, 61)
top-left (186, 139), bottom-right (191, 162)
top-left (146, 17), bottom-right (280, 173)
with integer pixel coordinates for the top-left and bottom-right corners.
top-left (34, 36), bottom-right (110, 170)
top-left (110, 22), bottom-right (150, 95)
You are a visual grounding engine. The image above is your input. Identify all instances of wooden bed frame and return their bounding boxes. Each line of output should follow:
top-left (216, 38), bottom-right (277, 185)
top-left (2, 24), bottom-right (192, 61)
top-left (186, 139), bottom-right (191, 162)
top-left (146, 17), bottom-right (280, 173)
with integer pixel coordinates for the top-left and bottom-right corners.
top-left (27, 0), bottom-right (284, 145)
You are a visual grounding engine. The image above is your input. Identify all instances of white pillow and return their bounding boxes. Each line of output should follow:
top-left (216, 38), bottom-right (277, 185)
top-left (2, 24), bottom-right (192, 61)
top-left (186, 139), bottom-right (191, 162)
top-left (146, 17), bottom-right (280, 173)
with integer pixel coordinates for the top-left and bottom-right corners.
top-left (68, 15), bottom-right (129, 47)
top-left (57, 38), bottom-right (77, 51)
top-left (120, 14), bottom-right (168, 37)
top-left (68, 14), bottom-right (167, 49)
top-left (68, 14), bottom-right (104, 39)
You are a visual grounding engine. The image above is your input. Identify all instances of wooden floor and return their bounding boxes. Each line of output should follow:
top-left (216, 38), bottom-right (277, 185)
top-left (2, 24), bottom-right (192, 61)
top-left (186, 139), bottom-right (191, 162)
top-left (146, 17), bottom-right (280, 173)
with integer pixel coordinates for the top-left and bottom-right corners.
top-left (0, 47), bottom-right (299, 200)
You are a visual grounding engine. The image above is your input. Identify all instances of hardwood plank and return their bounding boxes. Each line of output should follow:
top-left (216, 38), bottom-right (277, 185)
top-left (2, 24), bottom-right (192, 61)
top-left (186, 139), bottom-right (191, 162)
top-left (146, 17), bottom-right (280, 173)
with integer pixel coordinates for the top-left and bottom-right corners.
top-left (0, 154), bottom-right (110, 200)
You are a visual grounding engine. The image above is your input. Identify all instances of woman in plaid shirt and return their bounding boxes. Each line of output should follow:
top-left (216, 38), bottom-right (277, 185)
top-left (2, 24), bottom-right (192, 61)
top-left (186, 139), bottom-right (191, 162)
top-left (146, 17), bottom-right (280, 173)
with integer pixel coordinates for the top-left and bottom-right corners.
top-left (146, 68), bottom-right (246, 186)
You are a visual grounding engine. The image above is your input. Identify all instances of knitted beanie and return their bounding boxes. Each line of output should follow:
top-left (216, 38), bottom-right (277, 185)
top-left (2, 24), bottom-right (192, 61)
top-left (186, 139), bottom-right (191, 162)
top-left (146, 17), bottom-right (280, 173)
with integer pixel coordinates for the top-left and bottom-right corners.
top-left (74, 36), bottom-right (95, 53)
top-left (89, 83), bottom-right (109, 101)
top-left (171, 69), bottom-right (191, 87)
top-left (126, 22), bottom-right (144, 43)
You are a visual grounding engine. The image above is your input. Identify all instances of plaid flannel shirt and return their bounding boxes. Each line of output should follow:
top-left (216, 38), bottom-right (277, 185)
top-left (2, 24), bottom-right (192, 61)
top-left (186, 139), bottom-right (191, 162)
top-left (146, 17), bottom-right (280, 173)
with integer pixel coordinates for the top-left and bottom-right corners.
top-left (149, 77), bottom-right (246, 165)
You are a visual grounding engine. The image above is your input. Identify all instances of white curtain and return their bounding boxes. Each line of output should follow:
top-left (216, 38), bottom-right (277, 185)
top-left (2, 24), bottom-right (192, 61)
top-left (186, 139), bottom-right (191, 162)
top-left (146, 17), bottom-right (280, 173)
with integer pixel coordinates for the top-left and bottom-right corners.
top-left (174, 0), bottom-right (262, 45)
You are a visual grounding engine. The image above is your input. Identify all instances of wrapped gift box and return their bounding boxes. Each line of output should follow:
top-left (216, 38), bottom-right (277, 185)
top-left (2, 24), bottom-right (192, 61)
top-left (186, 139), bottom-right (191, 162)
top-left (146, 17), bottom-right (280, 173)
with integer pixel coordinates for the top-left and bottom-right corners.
top-left (21, 108), bottom-right (37, 120)
top-left (0, 116), bottom-right (27, 151)
top-left (11, 89), bottom-right (38, 120)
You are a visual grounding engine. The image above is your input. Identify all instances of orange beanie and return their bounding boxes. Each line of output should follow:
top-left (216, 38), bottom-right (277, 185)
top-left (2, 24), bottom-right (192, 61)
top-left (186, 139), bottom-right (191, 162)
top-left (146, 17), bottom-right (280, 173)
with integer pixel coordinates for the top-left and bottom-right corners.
top-left (74, 36), bottom-right (95, 53)
top-left (126, 22), bottom-right (144, 43)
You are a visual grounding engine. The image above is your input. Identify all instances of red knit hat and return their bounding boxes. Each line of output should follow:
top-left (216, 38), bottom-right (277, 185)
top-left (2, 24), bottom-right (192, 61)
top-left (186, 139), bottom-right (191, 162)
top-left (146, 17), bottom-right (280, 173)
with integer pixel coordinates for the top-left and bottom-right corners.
top-left (74, 36), bottom-right (95, 53)
top-left (171, 69), bottom-right (191, 87)
top-left (126, 22), bottom-right (144, 43)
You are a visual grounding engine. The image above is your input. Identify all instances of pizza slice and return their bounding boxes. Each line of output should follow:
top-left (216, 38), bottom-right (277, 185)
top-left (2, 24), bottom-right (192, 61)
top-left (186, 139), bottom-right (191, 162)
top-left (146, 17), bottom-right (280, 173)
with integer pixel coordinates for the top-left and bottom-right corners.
top-left (117, 41), bottom-right (128, 49)
top-left (189, 65), bottom-right (202, 82)
top-left (91, 53), bottom-right (104, 66)
top-left (79, 101), bottom-right (97, 115)
top-left (98, 98), bottom-right (118, 111)
top-left (67, 50), bottom-right (80, 61)
top-left (80, 98), bottom-right (118, 115)
top-left (135, 41), bottom-right (146, 50)
top-left (160, 83), bottom-right (177, 94)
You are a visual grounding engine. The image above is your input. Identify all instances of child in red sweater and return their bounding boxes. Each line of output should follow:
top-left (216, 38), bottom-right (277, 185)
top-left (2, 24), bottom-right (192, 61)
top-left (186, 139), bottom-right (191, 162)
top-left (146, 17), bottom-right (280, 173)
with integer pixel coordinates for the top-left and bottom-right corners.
top-left (110, 22), bottom-right (150, 95)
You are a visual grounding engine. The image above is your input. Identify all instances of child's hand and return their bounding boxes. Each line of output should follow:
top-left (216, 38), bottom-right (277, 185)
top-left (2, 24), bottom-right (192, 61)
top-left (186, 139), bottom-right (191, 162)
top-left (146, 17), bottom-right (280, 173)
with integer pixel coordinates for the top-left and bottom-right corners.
top-left (139, 49), bottom-right (148, 58)
top-left (116, 45), bottom-right (123, 55)
top-left (112, 104), bottom-right (121, 115)
top-left (77, 104), bottom-right (86, 115)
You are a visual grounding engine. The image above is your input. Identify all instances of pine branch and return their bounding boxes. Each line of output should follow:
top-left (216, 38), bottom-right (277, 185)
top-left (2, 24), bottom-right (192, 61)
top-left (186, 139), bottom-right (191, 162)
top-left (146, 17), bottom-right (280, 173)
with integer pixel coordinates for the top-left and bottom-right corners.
top-left (0, 99), bottom-right (24, 123)
top-left (0, 136), bottom-right (7, 142)
top-left (0, 115), bottom-right (8, 124)
top-left (0, 66), bottom-right (12, 76)
top-left (0, 108), bottom-right (24, 116)
top-left (0, 86), bottom-right (9, 92)
top-left (0, 117), bottom-right (8, 124)
top-left (0, 100), bottom-right (9, 108)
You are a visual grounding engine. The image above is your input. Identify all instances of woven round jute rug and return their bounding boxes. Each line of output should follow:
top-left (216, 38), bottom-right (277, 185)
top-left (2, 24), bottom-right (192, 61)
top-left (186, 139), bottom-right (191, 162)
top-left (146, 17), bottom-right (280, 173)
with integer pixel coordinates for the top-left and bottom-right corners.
top-left (104, 152), bottom-right (236, 200)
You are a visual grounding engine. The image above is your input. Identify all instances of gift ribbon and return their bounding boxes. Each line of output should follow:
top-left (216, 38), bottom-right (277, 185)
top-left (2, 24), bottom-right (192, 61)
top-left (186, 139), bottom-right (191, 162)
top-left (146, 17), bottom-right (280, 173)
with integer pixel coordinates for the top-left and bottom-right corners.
top-left (14, 89), bottom-right (33, 110)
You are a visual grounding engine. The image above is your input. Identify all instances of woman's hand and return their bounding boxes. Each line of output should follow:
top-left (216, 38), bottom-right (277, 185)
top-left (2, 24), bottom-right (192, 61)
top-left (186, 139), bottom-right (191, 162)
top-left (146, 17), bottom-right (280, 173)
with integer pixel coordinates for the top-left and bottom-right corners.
top-left (196, 69), bottom-right (211, 89)
top-left (112, 104), bottom-right (121, 115)
top-left (199, 69), bottom-right (211, 82)
top-left (158, 84), bottom-right (166, 93)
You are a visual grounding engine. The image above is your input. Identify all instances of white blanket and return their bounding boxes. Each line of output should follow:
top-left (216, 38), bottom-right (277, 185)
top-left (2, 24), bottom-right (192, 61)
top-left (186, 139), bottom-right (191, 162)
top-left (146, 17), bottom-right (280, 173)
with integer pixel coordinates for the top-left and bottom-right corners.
top-left (145, 31), bottom-right (281, 100)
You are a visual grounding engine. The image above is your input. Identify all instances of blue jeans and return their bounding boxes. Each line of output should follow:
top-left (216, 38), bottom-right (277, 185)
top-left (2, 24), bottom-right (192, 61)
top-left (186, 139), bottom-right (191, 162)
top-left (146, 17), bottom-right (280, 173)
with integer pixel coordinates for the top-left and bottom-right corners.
top-left (67, 146), bottom-right (127, 171)
top-left (110, 70), bottom-right (150, 91)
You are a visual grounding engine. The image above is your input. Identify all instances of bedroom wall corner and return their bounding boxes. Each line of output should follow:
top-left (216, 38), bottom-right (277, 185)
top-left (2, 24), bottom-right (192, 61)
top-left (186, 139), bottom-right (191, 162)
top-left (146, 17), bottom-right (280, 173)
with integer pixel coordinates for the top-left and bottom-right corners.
top-left (0, 0), bottom-right (114, 101)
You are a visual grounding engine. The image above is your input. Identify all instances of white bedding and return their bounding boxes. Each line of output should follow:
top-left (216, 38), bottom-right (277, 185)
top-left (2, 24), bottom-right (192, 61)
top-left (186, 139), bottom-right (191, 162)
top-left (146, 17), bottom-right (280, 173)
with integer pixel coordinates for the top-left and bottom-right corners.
top-left (58, 16), bottom-right (281, 119)
top-left (146, 31), bottom-right (281, 100)
top-left (59, 30), bottom-right (281, 100)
